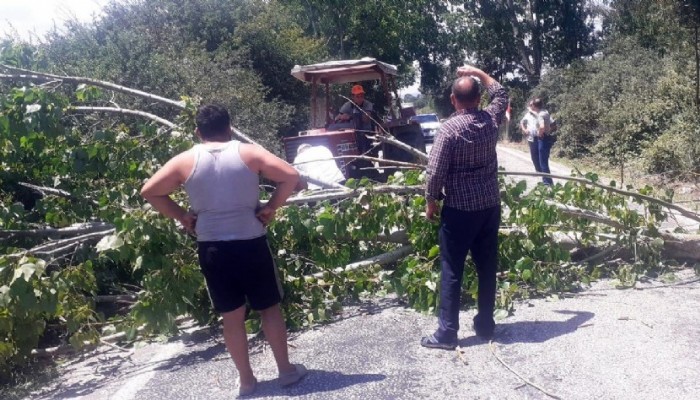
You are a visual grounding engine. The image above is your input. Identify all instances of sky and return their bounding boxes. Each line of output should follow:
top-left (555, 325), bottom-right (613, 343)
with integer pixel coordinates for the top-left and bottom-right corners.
top-left (1, 0), bottom-right (111, 41)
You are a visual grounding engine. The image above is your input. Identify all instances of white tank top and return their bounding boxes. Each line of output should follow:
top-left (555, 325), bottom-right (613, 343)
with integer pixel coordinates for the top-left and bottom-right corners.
top-left (183, 140), bottom-right (265, 241)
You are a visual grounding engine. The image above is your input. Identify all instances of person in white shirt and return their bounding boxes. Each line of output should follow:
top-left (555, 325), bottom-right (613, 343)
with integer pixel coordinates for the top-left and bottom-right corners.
top-left (293, 144), bottom-right (346, 189)
top-left (530, 98), bottom-right (554, 186)
top-left (520, 101), bottom-right (542, 175)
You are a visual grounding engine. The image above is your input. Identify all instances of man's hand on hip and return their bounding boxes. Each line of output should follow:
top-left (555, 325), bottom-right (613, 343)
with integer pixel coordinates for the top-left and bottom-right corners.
top-left (426, 200), bottom-right (440, 221)
top-left (178, 210), bottom-right (198, 236)
top-left (256, 204), bottom-right (276, 226)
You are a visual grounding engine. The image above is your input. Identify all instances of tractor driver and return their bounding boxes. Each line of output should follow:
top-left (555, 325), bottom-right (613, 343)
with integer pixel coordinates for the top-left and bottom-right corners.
top-left (335, 84), bottom-right (374, 132)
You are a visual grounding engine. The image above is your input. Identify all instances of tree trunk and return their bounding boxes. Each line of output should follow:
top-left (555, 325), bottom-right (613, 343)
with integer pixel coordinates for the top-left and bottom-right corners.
top-left (695, 24), bottom-right (699, 107)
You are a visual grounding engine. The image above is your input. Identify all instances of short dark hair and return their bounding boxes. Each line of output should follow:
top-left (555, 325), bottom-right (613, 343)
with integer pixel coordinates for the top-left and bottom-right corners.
top-left (452, 77), bottom-right (481, 104)
top-left (531, 98), bottom-right (544, 109)
top-left (195, 104), bottom-right (231, 138)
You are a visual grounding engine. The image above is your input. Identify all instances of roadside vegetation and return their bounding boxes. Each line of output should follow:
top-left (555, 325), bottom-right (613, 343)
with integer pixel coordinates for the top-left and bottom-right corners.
top-left (1, 0), bottom-right (699, 389)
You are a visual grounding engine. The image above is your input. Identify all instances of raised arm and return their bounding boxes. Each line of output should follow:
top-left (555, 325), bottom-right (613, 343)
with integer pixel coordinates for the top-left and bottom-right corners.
top-left (457, 65), bottom-right (508, 123)
top-left (457, 65), bottom-right (496, 87)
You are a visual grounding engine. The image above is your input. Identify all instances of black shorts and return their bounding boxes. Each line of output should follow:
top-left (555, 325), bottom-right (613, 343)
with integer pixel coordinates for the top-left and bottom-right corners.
top-left (197, 235), bottom-right (283, 313)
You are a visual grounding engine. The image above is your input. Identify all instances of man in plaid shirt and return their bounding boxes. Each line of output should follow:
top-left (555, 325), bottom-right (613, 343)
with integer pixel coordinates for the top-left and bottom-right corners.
top-left (421, 65), bottom-right (508, 349)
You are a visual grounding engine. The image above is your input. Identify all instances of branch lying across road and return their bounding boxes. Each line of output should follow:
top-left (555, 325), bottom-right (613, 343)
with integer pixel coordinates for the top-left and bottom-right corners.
top-left (17, 182), bottom-right (100, 206)
top-left (368, 133), bottom-right (429, 164)
top-left (297, 170), bottom-right (350, 191)
top-left (502, 171), bottom-right (700, 224)
top-left (660, 232), bottom-right (700, 261)
top-left (294, 155), bottom-right (424, 170)
top-left (68, 106), bottom-right (177, 129)
top-left (18, 182), bottom-right (78, 201)
top-left (0, 222), bottom-right (115, 240)
top-left (2, 65), bottom-right (265, 148)
top-left (4, 228), bottom-right (115, 260)
top-left (31, 316), bottom-right (192, 358)
top-left (94, 294), bottom-right (138, 304)
top-left (307, 244), bottom-right (413, 280)
top-left (285, 185), bottom-right (423, 205)
top-left (545, 200), bottom-right (626, 230)
top-left (0, 65), bottom-right (186, 110)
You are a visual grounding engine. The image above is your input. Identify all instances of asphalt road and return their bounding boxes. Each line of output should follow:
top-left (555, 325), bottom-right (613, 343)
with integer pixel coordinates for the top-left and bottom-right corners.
top-left (24, 145), bottom-right (700, 400)
top-left (29, 272), bottom-right (700, 400)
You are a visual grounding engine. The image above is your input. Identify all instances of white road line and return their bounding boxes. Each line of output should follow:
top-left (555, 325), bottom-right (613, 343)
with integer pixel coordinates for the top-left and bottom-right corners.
top-left (109, 341), bottom-right (185, 400)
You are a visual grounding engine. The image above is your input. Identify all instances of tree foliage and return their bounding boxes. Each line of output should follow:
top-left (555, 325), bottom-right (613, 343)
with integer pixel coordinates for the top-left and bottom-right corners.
top-left (2, 68), bottom-right (693, 383)
top-left (531, 1), bottom-right (700, 178)
top-left (284, 1), bottom-right (449, 81)
top-left (2, 0), bottom-right (700, 387)
top-left (602, 0), bottom-right (699, 106)
top-left (452, 0), bottom-right (597, 86)
top-left (30, 0), bottom-right (328, 150)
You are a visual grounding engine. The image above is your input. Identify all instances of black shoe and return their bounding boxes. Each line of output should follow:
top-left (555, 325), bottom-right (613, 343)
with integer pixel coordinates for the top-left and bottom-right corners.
top-left (420, 334), bottom-right (457, 350)
top-left (473, 314), bottom-right (495, 340)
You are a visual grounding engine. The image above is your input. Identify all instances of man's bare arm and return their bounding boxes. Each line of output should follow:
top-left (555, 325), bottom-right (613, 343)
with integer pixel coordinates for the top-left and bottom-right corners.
top-left (241, 144), bottom-right (300, 224)
top-left (140, 152), bottom-right (196, 232)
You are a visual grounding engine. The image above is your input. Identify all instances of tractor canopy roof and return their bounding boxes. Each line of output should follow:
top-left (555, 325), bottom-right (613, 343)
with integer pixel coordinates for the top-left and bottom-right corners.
top-left (291, 57), bottom-right (398, 85)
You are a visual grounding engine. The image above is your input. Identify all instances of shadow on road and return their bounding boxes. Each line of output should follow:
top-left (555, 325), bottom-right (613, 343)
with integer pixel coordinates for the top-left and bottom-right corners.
top-left (155, 342), bottom-right (228, 372)
top-left (458, 310), bottom-right (594, 347)
top-left (247, 370), bottom-right (386, 398)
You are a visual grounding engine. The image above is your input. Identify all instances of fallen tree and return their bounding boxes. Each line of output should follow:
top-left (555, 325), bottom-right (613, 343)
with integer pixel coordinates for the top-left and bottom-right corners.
top-left (1, 65), bottom-right (699, 377)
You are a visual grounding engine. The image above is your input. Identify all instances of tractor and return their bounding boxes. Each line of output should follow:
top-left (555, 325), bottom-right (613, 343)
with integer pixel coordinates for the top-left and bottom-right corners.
top-left (284, 57), bottom-right (426, 182)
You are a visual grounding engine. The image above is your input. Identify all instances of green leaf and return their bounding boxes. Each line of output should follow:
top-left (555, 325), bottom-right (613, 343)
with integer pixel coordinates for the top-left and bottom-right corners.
top-left (25, 103), bottom-right (41, 114)
top-left (12, 261), bottom-right (45, 283)
top-left (0, 285), bottom-right (10, 307)
top-left (427, 245), bottom-right (440, 259)
top-left (133, 256), bottom-right (143, 272)
top-left (494, 309), bottom-right (509, 320)
top-left (95, 234), bottom-right (125, 252)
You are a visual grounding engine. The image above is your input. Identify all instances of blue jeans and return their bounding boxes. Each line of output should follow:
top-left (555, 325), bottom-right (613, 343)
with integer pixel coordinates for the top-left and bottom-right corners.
top-left (434, 205), bottom-right (500, 342)
top-left (537, 137), bottom-right (554, 185)
top-left (528, 140), bottom-right (541, 173)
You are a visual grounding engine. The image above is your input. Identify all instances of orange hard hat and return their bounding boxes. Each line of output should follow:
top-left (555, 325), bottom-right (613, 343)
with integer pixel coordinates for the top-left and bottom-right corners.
top-left (351, 85), bottom-right (365, 95)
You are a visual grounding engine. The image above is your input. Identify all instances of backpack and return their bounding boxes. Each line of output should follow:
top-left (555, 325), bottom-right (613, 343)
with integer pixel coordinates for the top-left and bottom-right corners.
top-left (549, 118), bottom-right (558, 134)
top-left (544, 114), bottom-right (558, 141)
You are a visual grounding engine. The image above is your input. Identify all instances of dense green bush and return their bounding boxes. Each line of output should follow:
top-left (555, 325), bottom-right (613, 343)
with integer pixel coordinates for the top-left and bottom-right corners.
top-left (27, 0), bottom-right (331, 151)
top-left (532, 38), bottom-right (700, 179)
top-left (642, 110), bottom-right (700, 178)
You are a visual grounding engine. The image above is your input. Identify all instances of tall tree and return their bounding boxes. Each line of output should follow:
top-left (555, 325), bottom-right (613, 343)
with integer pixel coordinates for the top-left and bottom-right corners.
top-left (283, 0), bottom-right (452, 88)
top-left (37, 0), bottom-right (334, 147)
top-left (603, 0), bottom-right (683, 53)
top-left (455, 0), bottom-right (597, 86)
top-left (678, 0), bottom-right (700, 107)
top-left (605, 0), bottom-right (700, 106)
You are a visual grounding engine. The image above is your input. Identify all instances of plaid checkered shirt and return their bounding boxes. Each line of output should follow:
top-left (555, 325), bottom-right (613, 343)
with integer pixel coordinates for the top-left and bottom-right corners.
top-left (425, 82), bottom-right (508, 211)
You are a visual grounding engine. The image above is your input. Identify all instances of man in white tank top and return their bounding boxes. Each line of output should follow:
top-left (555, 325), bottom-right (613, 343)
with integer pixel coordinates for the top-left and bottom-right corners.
top-left (141, 104), bottom-right (306, 396)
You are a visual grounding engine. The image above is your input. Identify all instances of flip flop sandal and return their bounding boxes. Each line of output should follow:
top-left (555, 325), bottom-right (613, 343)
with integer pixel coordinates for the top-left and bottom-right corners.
top-left (420, 334), bottom-right (457, 350)
top-left (279, 363), bottom-right (308, 387)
